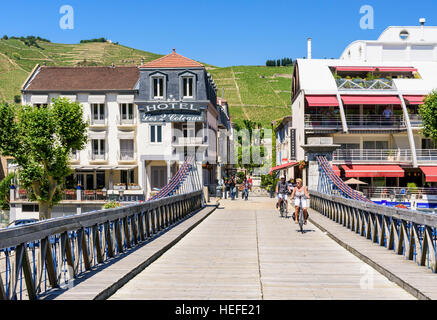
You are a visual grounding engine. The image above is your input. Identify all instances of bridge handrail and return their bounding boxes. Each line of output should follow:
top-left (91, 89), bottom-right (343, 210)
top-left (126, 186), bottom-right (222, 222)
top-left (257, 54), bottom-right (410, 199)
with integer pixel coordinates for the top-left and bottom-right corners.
top-left (310, 189), bottom-right (437, 273)
top-left (317, 155), bottom-right (371, 202)
top-left (0, 190), bottom-right (203, 300)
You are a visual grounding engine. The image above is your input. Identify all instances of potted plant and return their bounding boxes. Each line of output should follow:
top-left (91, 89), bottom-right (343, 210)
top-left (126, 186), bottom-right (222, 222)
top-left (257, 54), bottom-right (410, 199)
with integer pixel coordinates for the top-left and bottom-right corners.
top-left (298, 160), bottom-right (306, 171)
top-left (387, 150), bottom-right (395, 161)
top-left (128, 183), bottom-right (141, 190)
top-left (114, 183), bottom-right (126, 190)
top-left (103, 201), bottom-right (121, 210)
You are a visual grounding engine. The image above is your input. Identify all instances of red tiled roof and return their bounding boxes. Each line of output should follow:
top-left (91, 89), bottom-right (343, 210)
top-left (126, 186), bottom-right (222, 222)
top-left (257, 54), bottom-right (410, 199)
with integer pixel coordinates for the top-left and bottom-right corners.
top-left (24, 66), bottom-right (139, 91)
top-left (140, 49), bottom-right (203, 68)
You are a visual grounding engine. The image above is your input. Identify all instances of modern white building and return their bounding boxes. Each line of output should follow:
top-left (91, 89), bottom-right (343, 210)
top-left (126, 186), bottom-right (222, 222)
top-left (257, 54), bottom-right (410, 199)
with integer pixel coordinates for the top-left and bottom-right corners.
top-left (280, 21), bottom-right (437, 210)
top-left (13, 50), bottom-right (233, 218)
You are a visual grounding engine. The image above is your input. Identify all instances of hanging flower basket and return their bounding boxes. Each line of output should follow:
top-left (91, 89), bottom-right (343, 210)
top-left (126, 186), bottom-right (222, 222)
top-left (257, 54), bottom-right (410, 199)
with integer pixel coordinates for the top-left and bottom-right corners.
top-left (298, 160), bottom-right (306, 170)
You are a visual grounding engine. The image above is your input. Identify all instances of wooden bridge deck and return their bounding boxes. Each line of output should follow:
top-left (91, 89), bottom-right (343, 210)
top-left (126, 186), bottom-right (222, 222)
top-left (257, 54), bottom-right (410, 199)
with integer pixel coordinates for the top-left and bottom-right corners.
top-left (109, 198), bottom-right (415, 300)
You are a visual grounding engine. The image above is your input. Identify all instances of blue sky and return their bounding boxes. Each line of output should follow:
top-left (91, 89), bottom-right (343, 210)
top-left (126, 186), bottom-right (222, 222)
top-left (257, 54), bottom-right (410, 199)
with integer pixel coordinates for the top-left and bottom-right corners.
top-left (0, 0), bottom-right (436, 67)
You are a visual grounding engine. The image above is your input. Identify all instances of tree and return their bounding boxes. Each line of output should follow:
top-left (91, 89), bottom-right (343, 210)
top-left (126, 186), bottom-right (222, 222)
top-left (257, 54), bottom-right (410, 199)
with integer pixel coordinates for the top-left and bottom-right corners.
top-left (2, 35), bottom-right (8, 40)
top-left (0, 98), bottom-right (88, 219)
top-left (0, 172), bottom-right (15, 210)
top-left (419, 91), bottom-right (437, 141)
top-left (234, 120), bottom-right (268, 171)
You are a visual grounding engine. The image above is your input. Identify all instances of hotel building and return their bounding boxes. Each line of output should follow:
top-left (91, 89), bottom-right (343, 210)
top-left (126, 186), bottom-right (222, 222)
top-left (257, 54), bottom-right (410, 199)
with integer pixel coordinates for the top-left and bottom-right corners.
top-left (13, 50), bottom-right (232, 218)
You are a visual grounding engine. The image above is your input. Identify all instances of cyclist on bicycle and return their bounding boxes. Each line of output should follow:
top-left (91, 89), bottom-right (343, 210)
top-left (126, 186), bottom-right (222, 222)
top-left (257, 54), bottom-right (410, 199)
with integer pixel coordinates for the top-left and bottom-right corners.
top-left (275, 175), bottom-right (291, 211)
top-left (290, 178), bottom-right (310, 224)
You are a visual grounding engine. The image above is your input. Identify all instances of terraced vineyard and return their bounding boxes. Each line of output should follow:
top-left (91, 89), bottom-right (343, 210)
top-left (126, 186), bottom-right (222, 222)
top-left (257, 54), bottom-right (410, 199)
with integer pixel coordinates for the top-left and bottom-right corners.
top-left (0, 38), bottom-right (293, 127)
top-left (209, 65), bottom-right (293, 127)
top-left (0, 39), bottom-right (161, 101)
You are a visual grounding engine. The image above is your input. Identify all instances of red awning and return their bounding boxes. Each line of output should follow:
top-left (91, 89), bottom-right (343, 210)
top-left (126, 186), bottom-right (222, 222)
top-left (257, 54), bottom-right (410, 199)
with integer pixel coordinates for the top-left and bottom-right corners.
top-left (332, 165), bottom-right (340, 176)
top-left (305, 95), bottom-right (339, 107)
top-left (403, 95), bottom-right (425, 105)
top-left (269, 162), bottom-right (298, 174)
top-left (377, 67), bottom-right (418, 72)
top-left (420, 166), bottom-right (437, 182)
top-left (335, 66), bottom-right (376, 72)
top-left (341, 95), bottom-right (401, 105)
top-left (341, 165), bottom-right (404, 178)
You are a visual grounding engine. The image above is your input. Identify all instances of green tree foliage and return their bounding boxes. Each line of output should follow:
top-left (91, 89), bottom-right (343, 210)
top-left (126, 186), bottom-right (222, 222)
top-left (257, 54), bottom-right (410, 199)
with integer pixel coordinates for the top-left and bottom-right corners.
top-left (261, 174), bottom-right (278, 191)
top-left (80, 37), bottom-right (107, 44)
top-left (0, 98), bottom-right (88, 219)
top-left (419, 91), bottom-right (437, 142)
top-left (266, 57), bottom-right (293, 67)
top-left (2, 35), bottom-right (8, 40)
top-left (234, 120), bottom-right (268, 171)
top-left (9, 36), bottom-right (50, 49)
top-left (0, 172), bottom-right (15, 210)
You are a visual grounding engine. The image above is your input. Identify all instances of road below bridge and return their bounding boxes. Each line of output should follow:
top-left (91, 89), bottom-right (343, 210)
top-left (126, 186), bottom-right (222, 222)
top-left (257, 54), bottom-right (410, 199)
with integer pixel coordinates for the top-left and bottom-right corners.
top-left (109, 197), bottom-right (414, 300)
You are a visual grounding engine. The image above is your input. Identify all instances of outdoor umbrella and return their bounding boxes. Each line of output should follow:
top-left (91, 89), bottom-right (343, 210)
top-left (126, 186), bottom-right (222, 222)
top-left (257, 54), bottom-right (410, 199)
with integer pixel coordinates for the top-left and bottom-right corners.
top-left (344, 178), bottom-right (368, 191)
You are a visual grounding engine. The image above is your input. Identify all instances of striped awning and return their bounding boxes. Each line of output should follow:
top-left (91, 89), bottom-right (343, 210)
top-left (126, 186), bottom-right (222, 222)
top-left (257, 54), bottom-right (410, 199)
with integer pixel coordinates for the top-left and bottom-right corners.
top-left (342, 164), bottom-right (404, 178)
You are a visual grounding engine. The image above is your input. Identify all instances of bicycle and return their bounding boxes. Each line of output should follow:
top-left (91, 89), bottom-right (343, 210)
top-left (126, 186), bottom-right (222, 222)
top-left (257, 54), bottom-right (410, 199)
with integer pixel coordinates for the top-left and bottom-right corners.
top-left (278, 194), bottom-right (288, 218)
top-left (292, 196), bottom-right (308, 233)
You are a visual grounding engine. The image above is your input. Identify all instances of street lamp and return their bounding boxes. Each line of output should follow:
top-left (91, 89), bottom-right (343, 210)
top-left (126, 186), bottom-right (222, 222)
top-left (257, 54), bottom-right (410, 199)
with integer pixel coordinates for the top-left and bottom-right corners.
top-left (119, 189), bottom-right (124, 201)
top-left (102, 187), bottom-right (107, 197)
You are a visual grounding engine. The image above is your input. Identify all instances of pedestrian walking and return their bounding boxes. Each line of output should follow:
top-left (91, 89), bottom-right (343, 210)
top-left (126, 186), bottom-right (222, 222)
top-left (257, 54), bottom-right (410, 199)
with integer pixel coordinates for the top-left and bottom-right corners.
top-left (242, 178), bottom-right (250, 200)
top-left (229, 176), bottom-right (236, 200)
top-left (224, 178), bottom-right (230, 199)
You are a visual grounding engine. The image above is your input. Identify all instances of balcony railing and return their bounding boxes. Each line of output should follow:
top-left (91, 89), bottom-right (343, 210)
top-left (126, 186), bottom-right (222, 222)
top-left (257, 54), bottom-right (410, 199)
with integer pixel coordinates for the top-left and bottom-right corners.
top-left (362, 187), bottom-right (437, 200)
top-left (409, 114), bottom-right (422, 127)
top-left (116, 114), bottom-right (136, 126)
top-left (345, 115), bottom-right (405, 129)
top-left (173, 137), bottom-right (205, 146)
top-left (336, 78), bottom-right (396, 90)
top-left (333, 149), bottom-right (412, 162)
top-left (89, 151), bottom-right (107, 161)
top-left (119, 149), bottom-right (136, 161)
top-left (70, 151), bottom-right (80, 162)
top-left (416, 149), bottom-right (437, 162)
top-left (89, 116), bottom-right (107, 126)
top-left (304, 115), bottom-right (342, 129)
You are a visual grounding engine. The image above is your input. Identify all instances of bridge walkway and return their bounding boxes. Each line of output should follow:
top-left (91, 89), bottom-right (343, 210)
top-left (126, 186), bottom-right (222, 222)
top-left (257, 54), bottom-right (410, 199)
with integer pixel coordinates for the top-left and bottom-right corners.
top-left (109, 198), bottom-right (414, 300)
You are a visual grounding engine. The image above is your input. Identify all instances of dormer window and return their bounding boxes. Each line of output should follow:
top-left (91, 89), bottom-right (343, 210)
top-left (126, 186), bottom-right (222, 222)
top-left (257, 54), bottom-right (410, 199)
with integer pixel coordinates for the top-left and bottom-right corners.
top-left (182, 76), bottom-right (194, 98)
top-left (152, 76), bottom-right (164, 99)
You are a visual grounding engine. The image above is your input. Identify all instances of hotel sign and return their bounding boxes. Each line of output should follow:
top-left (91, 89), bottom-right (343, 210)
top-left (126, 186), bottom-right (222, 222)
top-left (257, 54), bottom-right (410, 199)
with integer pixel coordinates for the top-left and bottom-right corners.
top-left (138, 102), bottom-right (206, 123)
top-left (141, 113), bottom-right (204, 122)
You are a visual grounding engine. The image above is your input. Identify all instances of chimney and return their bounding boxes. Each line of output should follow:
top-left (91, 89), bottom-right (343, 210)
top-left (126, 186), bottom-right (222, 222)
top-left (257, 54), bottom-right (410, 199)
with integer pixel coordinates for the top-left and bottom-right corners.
top-left (307, 37), bottom-right (312, 59)
top-left (420, 18), bottom-right (426, 41)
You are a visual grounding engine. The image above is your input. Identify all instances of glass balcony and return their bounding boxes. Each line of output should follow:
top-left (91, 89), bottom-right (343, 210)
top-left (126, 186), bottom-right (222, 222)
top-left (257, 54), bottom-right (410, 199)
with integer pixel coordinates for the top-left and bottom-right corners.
top-left (363, 187), bottom-right (437, 200)
top-left (345, 115), bottom-right (405, 129)
top-left (304, 115), bottom-right (342, 129)
top-left (416, 149), bottom-right (437, 162)
top-left (336, 78), bottom-right (396, 90)
top-left (409, 114), bottom-right (422, 128)
top-left (333, 149), bottom-right (412, 163)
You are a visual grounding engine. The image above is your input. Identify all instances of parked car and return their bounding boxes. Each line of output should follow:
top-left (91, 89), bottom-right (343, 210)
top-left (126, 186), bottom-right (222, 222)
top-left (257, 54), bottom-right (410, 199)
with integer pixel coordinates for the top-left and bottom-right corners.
top-left (7, 218), bottom-right (39, 228)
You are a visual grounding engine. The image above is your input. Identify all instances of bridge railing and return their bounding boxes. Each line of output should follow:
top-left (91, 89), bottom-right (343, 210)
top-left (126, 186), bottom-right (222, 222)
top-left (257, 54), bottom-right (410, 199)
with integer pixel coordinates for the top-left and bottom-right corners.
top-left (0, 190), bottom-right (203, 300)
top-left (310, 190), bottom-right (437, 273)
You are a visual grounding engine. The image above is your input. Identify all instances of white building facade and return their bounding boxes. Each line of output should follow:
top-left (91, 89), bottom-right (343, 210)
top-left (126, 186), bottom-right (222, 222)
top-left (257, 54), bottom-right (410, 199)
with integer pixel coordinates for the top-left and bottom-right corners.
top-left (15, 50), bottom-right (232, 218)
top-left (287, 22), bottom-right (437, 210)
